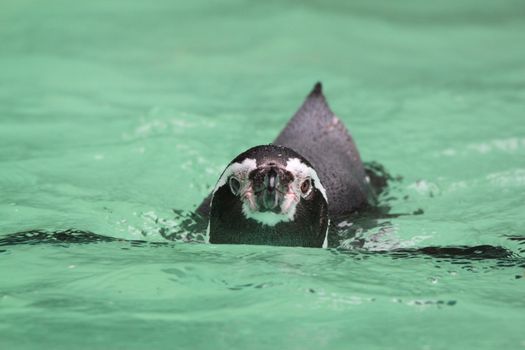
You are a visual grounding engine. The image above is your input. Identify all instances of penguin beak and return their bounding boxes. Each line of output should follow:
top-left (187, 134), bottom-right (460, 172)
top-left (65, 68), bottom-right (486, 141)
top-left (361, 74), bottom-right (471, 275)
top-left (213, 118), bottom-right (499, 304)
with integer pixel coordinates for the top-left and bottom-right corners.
top-left (250, 166), bottom-right (290, 214)
top-left (260, 167), bottom-right (281, 212)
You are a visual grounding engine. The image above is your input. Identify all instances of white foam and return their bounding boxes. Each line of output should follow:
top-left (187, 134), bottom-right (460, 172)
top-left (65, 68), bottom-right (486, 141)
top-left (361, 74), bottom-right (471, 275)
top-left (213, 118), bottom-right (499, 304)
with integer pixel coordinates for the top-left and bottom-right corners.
top-left (487, 169), bottom-right (525, 187)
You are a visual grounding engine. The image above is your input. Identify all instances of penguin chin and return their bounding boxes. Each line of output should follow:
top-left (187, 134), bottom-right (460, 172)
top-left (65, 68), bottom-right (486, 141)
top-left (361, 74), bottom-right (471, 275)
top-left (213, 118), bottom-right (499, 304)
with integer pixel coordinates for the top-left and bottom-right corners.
top-left (242, 209), bottom-right (293, 227)
top-left (240, 193), bottom-right (299, 226)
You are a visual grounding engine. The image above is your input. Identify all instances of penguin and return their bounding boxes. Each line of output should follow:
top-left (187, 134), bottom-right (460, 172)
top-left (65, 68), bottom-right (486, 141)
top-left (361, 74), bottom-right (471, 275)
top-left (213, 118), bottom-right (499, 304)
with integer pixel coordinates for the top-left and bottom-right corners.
top-left (208, 144), bottom-right (330, 247)
top-left (200, 82), bottom-right (375, 248)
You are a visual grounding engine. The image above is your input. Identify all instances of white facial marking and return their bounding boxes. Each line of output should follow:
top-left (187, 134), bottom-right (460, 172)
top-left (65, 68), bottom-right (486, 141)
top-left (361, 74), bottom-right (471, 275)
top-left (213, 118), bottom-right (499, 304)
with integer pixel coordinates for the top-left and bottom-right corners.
top-left (209, 158), bottom-right (257, 240)
top-left (213, 158), bottom-right (257, 195)
top-left (285, 158), bottom-right (328, 203)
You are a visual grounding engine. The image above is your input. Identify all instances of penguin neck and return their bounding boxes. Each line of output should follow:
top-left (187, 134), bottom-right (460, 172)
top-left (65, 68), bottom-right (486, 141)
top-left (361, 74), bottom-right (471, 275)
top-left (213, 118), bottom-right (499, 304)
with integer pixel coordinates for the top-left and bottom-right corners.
top-left (209, 201), bottom-right (298, 245)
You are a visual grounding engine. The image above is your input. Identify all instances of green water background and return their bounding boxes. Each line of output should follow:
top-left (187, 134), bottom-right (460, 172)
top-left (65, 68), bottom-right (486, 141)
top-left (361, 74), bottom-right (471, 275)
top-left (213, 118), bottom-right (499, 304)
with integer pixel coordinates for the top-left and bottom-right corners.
top-left (1, 0), bottom-right (524, 349)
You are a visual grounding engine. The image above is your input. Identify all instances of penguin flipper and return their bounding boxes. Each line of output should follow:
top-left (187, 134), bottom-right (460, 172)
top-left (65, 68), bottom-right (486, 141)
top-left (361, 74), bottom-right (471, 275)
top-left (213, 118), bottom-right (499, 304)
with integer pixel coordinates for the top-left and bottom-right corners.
top-left (273, 82), bottom-right (371, 216)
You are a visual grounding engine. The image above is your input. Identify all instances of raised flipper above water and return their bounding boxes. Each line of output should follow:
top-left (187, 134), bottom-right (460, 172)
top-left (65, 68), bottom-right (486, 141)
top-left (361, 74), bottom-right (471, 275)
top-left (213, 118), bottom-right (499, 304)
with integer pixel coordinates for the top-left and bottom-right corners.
top-left (273, 82), bottom-right (372, 217)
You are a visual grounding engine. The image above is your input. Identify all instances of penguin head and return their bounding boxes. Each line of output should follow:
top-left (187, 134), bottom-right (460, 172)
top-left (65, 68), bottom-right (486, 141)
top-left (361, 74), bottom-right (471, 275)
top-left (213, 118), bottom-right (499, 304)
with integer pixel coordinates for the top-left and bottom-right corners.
top-left (208, 145), bottom-right (329, 247)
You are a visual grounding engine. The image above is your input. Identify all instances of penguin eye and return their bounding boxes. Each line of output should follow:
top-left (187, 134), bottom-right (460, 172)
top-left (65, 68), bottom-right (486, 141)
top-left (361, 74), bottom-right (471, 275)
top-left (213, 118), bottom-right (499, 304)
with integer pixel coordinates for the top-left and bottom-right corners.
top-left (300, 178), bottom-right (311, 196)
top-left (229, 176), bottom-right (241, 195)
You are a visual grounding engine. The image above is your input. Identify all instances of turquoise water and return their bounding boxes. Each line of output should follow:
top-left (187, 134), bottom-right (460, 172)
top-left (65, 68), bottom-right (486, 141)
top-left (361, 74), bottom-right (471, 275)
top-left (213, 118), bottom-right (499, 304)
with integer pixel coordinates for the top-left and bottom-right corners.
top-left (1, 0), bottom-right (524, 349)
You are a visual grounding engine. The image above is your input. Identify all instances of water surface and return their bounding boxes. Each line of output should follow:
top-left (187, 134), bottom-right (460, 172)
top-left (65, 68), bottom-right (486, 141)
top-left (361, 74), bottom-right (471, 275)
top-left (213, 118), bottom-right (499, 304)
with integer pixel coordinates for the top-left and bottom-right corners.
top-left (1, 0), bottom-right (524, 349)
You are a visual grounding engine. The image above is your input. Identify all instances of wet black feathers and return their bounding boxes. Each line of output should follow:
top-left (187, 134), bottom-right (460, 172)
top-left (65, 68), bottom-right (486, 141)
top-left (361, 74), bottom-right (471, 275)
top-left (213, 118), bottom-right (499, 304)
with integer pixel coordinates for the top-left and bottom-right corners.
top-left (273, 83), bottom-right (371, 216)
